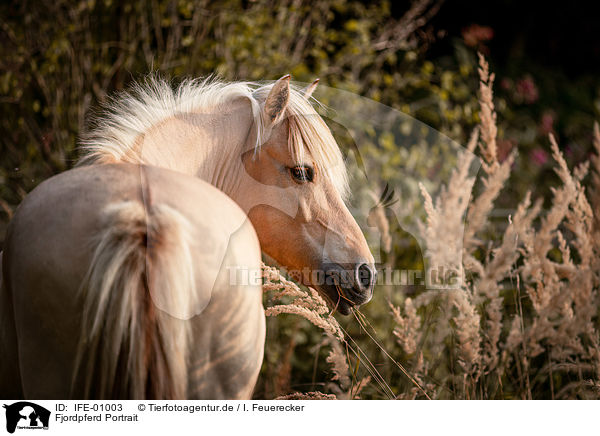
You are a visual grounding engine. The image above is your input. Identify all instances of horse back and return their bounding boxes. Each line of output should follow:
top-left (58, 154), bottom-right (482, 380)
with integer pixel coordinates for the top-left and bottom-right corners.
top-left (3, 163), bottom-right (263, 399)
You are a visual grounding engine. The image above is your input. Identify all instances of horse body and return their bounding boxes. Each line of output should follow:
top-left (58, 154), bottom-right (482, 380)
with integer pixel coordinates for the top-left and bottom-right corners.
top-left (0, 249), bottom-right (24, 399)
top-left (2, 164), bottom-right (263, 399)
top-left (1, 75), bottom-right (375, 399)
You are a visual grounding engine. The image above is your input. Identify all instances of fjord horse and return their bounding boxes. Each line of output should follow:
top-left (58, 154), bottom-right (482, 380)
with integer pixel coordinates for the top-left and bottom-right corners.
top-left (0, 75), bottom-right (375, 399)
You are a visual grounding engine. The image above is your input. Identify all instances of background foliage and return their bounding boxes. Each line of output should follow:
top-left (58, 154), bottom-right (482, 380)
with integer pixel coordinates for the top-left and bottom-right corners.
top-left (1, 0), bottom-right (599, 399)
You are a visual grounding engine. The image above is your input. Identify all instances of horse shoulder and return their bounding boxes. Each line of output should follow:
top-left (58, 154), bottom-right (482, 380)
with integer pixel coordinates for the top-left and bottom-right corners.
top-left (141, 166), bottom-right (265, 399)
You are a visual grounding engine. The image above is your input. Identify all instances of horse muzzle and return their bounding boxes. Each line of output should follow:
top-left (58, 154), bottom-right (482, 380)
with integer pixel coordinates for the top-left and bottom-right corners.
top-left (315, 262), bottom-right (377, 315)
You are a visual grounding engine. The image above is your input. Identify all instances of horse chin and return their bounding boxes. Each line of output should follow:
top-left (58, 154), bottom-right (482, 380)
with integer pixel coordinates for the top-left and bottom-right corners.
top-left (336, 299), bottom-right (354, 316)
top-left (313, 284), bottom-right (355, 316)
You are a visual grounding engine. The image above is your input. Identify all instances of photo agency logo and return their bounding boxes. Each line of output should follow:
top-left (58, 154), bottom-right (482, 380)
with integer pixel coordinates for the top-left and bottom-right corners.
top-left (2, 402), bottom-right (50, 433)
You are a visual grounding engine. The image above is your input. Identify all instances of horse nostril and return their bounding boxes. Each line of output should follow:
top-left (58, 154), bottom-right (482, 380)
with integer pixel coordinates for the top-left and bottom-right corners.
top-left (356, 263), bottom-right (375, 292)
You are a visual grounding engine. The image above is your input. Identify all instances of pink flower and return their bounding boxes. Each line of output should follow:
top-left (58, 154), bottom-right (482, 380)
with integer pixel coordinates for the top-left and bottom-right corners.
top-left (530, 147), bottom-right (549, 166)
top-left (538, 111), bottom-right (555, 135)
top-left (462, 24), bottom-right (494, 47)
top-left (516, 76), bottom-right (539, 104)
top-left (565, 144), bottom-right (573, 158)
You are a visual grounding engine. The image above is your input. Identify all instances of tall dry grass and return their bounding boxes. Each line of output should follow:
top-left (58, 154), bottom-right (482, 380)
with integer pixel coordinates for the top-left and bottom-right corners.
top-left (262, 54), bottom-right (600, 399)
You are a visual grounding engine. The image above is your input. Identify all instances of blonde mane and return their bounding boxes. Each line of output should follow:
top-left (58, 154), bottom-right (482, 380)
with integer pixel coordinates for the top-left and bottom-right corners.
top-left (78, 76), bottom-right (349, 197)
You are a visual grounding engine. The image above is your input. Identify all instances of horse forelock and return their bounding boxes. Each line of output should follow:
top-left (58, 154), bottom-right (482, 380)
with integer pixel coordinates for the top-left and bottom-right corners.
top-left (286, 91), bottom-right (349, 201)
top-left (251, 84), bottom-right (349, 200)
top-left (77, 76), bottom-right (349, 199)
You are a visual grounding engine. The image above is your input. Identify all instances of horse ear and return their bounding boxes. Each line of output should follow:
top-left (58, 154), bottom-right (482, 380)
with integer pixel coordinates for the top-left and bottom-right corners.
top-left (303, 78), bottom-right (319, 99)
top-left (264, 74), bottom-right (290, 125)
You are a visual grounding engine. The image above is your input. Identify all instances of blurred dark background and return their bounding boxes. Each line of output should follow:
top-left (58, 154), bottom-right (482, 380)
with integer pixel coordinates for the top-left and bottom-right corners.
top-left (430, 0), bottom-right (600, 76)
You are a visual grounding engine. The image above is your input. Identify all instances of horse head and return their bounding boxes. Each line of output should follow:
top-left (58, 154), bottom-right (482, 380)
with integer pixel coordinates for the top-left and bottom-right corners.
top-left (236, 75), bottom-right (376, 315)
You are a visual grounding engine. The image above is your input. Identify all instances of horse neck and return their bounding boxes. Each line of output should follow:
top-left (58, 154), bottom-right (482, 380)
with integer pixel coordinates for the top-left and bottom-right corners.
top-left (135, 98), bottom-right (253, 195)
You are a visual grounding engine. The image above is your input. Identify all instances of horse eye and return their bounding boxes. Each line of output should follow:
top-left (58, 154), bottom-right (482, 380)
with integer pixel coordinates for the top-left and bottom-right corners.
top-left (290, 165), bottom-right (314, 183)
